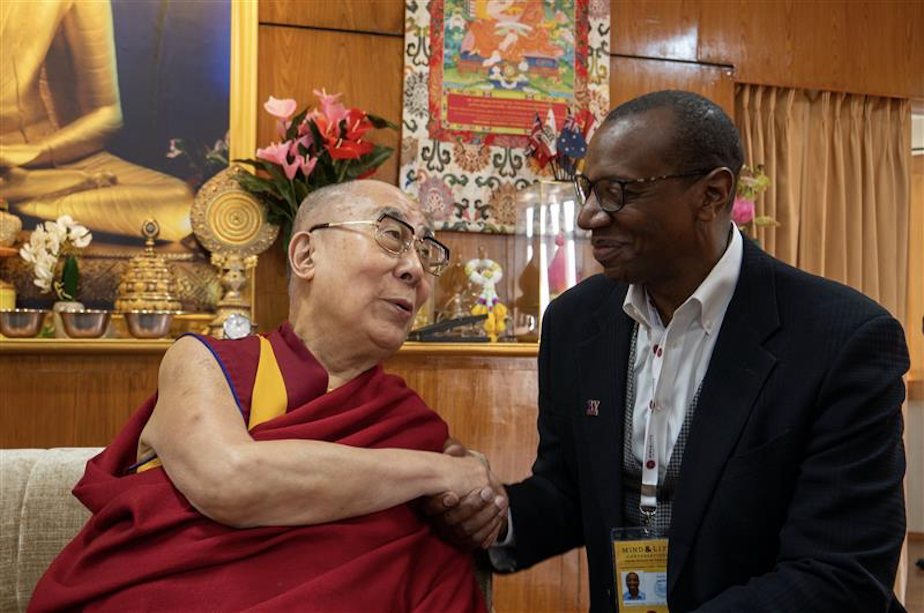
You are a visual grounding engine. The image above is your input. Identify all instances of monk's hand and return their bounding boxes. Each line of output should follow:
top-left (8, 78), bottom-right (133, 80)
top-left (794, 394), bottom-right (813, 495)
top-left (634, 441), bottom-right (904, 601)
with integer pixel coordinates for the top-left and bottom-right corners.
top-left (422, 441), bottom-right (509, 550)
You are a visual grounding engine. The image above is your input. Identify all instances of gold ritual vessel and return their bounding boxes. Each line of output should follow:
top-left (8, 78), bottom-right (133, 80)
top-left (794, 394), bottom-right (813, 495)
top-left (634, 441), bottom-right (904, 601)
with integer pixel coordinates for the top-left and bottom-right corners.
top-left (115, 219), bottom-right (183, 312)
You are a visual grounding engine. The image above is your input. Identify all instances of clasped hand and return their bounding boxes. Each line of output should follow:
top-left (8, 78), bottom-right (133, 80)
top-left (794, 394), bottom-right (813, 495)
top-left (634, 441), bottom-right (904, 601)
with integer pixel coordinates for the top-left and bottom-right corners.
top-left (423, 439), bottom-right (509, 551)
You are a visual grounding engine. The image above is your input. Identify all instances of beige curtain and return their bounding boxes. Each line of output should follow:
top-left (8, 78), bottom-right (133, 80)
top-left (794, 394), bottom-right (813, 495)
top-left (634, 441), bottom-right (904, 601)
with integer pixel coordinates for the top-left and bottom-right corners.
top-left (736, 85), bottom-right (913, 603)
top-left (735, 85), bottom-right (911, 321)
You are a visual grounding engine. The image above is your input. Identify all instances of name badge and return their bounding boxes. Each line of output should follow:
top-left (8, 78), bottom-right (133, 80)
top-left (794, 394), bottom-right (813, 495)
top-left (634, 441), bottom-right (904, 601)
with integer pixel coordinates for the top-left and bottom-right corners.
top-left (611, 527), bottom-right (668, 612)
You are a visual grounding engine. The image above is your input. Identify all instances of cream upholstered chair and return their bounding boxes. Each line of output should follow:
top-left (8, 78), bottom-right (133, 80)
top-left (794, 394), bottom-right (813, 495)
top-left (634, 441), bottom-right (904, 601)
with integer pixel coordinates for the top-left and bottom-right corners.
top-left (0, 448), bottom-right (492, 612)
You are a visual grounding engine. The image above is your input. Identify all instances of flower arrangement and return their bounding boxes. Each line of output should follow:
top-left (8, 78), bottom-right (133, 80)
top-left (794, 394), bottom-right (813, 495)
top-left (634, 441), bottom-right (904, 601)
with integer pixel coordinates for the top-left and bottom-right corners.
top-left (235, 90), bottom-right (398, 244)
top-left (19, 216), bottom-right (92, 301)
top-left (733, 164), bottom-right (779, 238)
top-left (166, 132), bottom-right (229, 190)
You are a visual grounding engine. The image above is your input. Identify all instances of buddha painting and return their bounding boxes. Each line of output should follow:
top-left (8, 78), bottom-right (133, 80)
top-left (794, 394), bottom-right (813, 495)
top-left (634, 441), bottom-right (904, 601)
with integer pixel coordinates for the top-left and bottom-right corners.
top-left (0, 0), bottom-right (228, 249)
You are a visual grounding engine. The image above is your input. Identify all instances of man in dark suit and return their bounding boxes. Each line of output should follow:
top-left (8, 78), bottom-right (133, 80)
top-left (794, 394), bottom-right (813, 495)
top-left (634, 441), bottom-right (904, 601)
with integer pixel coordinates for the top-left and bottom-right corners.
top-left (427, 91), bottom-right (909, 612)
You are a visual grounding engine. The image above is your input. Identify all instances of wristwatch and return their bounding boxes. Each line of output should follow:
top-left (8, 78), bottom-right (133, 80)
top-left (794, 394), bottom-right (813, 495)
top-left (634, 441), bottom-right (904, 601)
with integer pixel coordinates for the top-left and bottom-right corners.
top-left (222, 313), bottom-right (252, 340)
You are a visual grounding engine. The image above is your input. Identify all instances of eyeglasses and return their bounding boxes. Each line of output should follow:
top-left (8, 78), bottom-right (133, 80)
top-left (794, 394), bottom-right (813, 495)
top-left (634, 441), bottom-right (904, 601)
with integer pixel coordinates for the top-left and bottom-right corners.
top-left (308, 212), bottom-right (450, 276)
top-left (572, 169), bottom-right (714, 214)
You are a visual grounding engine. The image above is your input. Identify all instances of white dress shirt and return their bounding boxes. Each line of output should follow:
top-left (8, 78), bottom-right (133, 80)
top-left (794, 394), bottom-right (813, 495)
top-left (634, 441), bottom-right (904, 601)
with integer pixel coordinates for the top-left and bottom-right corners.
top-left (491, 223), bottom-right (743, 564)
top-left (622, 223), bottom-right (742, 474)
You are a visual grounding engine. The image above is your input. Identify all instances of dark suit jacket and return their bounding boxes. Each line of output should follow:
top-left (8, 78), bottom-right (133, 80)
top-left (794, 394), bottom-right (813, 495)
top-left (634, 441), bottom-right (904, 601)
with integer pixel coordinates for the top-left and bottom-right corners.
top-left (504, 239), bottom-right (909, 612)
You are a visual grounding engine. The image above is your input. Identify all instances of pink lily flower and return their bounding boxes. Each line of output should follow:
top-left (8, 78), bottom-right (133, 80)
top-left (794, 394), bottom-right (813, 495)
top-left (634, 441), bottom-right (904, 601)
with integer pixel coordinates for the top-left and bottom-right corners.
top-left (313, 88), bottom-right (350, 127)
top-left (297, 154), bottom-right (318, 178)
top-left (256, 141), bottom-right (299, 179)
top-left (289, 134), bottom-right (313, 157)
top-left (276, 119), bottom-right (292, 140)
top-left (264, 96), bottom-right (297, 120)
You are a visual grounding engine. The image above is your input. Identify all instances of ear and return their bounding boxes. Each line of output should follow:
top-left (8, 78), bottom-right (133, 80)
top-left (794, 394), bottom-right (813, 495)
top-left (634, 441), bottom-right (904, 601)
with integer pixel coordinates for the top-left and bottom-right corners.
top-left (696, 167), bottom-right (735, 222)
top-left (288, 230), bottom-right (316, 282)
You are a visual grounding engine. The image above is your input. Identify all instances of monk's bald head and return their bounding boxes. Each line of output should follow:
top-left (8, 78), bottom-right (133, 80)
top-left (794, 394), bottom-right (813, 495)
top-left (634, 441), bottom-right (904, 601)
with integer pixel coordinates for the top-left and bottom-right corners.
top-left (287, 180), bottom-right (426, 296)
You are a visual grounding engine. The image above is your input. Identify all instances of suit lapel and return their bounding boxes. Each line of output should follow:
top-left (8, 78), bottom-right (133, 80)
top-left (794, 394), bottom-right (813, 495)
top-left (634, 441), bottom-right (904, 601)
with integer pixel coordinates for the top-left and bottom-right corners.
top-left (576, 284), bottom-right (632, 526)
top-left (668, 240), bottom-right (781, 595)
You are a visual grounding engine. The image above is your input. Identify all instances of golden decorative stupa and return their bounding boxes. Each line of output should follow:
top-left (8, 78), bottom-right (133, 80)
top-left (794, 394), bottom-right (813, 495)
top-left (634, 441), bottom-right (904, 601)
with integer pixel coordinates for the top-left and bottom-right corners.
top-left (115, 219), bottom-right (183, 312)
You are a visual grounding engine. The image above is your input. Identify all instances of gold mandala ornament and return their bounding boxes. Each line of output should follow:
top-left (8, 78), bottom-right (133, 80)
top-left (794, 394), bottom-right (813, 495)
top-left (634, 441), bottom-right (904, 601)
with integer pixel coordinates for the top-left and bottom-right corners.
top-left (115, 219), bottom-right (184, 312)
top-left (191, 166), bottom-right (279, 337)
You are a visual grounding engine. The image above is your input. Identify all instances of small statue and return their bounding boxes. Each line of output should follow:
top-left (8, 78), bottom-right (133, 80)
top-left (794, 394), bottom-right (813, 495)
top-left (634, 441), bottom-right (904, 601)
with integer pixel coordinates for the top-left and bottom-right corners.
top-left (435, 253), bottom-right (474, 322)
top-left (464, 251), bottom-right (508, 342)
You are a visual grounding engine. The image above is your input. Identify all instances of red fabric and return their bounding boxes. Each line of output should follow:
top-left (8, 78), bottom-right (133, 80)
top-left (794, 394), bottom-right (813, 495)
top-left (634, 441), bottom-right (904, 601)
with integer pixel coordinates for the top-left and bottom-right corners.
top-left (30, 323), bottom-right (486, 613)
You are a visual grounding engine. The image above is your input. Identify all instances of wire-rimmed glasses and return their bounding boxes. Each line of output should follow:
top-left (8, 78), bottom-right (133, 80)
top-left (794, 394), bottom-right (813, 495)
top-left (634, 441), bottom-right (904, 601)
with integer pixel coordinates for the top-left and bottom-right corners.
top-left (308, 212), bottom-right (450, 276)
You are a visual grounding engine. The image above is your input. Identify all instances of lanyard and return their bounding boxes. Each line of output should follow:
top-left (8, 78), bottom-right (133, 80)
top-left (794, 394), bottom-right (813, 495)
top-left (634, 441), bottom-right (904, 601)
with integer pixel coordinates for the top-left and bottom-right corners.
top-left (640, 328), bottom-right (669, 526)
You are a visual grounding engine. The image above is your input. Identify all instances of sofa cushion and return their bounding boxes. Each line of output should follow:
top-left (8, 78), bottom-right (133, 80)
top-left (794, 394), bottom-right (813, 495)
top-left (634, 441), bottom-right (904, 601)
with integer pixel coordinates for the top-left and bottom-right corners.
top-left (0, 448), bottom-right (101, 613)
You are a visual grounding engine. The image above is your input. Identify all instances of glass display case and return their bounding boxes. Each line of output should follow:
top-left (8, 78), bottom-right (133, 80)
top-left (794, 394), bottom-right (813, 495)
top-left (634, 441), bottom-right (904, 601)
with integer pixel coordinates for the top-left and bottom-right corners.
top-left (512, 181), bottom-right (601, 341)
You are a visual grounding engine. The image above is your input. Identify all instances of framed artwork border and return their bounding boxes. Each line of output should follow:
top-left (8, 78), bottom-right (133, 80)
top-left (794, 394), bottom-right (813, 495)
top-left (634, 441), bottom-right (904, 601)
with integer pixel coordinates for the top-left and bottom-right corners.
top-left (228, 0), bottom-right (259, 316)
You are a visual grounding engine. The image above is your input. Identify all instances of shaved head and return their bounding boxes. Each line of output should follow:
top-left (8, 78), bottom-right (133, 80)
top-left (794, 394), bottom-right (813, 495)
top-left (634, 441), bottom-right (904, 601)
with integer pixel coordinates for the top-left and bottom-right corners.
top-left (293, 182), bottom-right (371, 234)
top-left (287, 180), bottom-right (424, 294)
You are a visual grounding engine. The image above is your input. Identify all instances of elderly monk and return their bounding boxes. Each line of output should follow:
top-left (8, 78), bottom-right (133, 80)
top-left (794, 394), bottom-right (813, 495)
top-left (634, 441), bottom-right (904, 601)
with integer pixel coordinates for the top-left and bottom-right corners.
top-left (30, 180), bottom-right (506, 612)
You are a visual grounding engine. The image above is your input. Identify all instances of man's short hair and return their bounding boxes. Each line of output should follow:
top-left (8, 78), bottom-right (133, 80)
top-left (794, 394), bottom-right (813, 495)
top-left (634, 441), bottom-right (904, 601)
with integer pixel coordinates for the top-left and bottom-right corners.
top-left (604, 90), bottom-right (744, 180)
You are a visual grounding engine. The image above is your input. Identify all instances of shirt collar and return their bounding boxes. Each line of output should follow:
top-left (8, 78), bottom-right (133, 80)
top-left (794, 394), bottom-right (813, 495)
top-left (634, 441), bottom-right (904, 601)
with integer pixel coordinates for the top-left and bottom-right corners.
top-left (623, 223), bottom-right (743, 335)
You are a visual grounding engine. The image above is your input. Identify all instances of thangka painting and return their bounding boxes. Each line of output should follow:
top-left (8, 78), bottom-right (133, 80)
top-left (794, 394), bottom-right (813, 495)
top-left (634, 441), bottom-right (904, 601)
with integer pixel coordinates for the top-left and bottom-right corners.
top-left (400, 0), bottom-right (610, 233)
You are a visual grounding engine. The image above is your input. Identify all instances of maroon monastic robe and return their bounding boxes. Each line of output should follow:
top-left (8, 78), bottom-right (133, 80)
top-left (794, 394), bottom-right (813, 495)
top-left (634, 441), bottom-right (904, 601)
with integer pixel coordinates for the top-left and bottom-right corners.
top-left (30, 323), bottom-right (486, 612)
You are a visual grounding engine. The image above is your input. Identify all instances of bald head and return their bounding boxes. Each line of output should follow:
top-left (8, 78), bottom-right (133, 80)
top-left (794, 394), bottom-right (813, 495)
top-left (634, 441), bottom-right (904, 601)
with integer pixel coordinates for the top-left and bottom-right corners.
top-left (288, 180), bottom-right (424, 294)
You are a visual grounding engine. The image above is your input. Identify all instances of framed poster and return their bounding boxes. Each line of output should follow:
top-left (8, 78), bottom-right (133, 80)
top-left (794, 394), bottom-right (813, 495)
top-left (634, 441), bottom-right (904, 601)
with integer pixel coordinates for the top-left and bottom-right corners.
top-left (1, 0), bottom-right (256, 311)
top-left (400, 0), bottom-right (610, 233)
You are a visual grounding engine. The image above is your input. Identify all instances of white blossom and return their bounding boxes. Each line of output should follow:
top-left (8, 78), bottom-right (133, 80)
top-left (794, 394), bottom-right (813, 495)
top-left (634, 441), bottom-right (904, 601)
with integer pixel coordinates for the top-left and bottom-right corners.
top-left (18, 216), bottom-right (93, 296)
top-left (69, 224), bottom-right (92, 248)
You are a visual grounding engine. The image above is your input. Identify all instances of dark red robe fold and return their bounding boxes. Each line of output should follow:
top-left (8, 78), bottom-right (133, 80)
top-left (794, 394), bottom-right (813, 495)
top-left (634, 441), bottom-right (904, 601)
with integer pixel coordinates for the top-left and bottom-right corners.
top-left (29, 323), bottom-right (486, 612)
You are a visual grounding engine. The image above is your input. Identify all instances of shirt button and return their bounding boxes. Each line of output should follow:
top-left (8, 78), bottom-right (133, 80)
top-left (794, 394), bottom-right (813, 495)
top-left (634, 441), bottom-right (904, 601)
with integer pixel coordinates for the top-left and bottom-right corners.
top-left (657, 347), bottom-right (663, 357)
top-left (649, 400), bottom-right (655, 409)
top-left (652, 344), bottom-right (658, 354)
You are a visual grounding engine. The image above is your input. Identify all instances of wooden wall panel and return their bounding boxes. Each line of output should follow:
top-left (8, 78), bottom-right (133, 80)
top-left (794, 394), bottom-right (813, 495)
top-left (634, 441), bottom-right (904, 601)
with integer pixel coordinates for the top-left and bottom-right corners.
top-left (609, 55), bottom-right (736, 118)
top-left (256, 25), bottom-right (403, 185)
top-left (611, 0), bottom-right (701, 62)
top-left (0, 351), bottom-right (161, 448)
top-left (254, 24), bottom-right (404, 332)
top-left (259, 0), bottom-right (404, 35)
top-left (611, 0), bottom-right (924, 99)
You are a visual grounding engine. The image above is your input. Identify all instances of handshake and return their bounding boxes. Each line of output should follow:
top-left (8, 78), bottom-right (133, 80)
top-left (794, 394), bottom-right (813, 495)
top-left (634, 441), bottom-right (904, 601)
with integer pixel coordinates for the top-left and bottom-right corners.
top-left (423, 438), bottom-right (509, 551)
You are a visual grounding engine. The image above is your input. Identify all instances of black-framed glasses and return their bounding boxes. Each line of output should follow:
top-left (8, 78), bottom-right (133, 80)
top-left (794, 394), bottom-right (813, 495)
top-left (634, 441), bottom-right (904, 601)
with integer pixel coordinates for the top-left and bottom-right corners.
top-left (572, 169), bottom-right (714, 214)
top-left (308, 212), bottom-right (450, 276)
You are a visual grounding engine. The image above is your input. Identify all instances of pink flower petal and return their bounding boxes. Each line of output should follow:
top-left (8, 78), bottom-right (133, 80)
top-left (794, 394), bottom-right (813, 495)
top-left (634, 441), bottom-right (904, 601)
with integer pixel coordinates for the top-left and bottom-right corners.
top-left (731, 196), bottom-right (756, 225)
top-left (256, 141), bottom-right (291, 167)
top-left (264, 96), bottom-right (298, 120)
top-left (297, 155), bottom-right (318, 178)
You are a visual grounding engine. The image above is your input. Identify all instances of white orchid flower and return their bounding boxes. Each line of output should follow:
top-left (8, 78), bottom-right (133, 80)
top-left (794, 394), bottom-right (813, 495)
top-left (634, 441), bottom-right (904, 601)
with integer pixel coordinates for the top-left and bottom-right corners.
top-left (19, 242), bottom-right (37, 264)
top-left (69, 224), bottom-right (92, 248)
top-left (55, 215), bottom-right (76, 230)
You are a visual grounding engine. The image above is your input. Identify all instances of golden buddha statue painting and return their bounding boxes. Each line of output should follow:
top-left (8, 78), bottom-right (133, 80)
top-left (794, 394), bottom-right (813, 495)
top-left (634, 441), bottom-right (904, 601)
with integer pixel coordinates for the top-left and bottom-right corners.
top-left (0, 0), bottom-right (229, 251)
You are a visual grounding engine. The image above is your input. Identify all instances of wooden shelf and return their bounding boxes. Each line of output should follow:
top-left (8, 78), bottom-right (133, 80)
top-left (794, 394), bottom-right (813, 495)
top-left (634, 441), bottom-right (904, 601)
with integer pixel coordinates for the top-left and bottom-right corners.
top-left (0, 337), bottom-right (539, 357)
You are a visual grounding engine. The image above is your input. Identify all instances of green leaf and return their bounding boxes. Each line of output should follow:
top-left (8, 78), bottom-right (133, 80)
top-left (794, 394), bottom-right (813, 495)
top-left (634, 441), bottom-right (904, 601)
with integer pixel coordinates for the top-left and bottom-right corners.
top-left (344, 146), bottom-right (394, 180)
top-left (285, 109), bottom-right (309, 141)
top-left (61, 255), bottom-right (79, 301)
top-left (293, 180), bottom-right (309, 204)
top-left (366, 113), bottom-right (399, 130)
top-left (753, 216), bottom-right (780, 227)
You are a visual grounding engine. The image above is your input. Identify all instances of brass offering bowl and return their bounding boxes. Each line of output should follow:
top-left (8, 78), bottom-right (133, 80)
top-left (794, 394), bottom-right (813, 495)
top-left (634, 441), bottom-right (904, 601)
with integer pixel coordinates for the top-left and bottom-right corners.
top-left (0, 309), bottom-right (48, 337)
top-left (123, 310), bottom-right (179, 339)
top-left (59, 310), bottom-right (111, 338)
